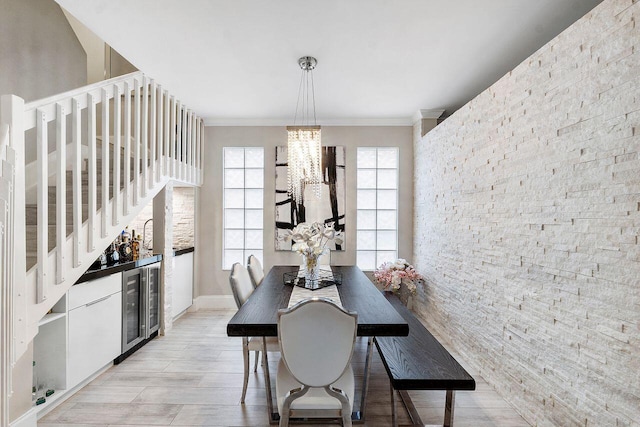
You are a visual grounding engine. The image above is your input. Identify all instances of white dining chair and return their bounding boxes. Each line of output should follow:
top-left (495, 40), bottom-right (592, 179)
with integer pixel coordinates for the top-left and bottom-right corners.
top-left (229, 262), bottom-right (279, 403)
top-left (276, 298), bottom-right (357, 427)
top-left (247, 254), bottom-right (264, 288)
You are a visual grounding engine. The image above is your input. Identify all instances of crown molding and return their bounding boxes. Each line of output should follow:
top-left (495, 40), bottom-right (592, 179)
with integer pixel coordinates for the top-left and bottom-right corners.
top-left (412, 109), bottom-right (445, 123)
top-left (203, 117), bottom-right (414, 127)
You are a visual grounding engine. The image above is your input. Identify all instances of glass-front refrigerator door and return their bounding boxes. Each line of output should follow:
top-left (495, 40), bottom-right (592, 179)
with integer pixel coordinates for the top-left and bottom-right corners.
top-left (147, 265), bottom-right (161, 335)
top-left (122, 268), bottom-right (146, 353)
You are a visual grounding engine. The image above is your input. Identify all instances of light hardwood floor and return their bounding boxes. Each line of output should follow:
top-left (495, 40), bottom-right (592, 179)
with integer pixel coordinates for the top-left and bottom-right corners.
top-left (40, 309), bottom-right (531, 426)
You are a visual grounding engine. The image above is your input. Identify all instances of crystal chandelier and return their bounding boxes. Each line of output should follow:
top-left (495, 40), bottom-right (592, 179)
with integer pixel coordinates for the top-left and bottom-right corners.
top-left (287, 56), bottom-right (321, 205)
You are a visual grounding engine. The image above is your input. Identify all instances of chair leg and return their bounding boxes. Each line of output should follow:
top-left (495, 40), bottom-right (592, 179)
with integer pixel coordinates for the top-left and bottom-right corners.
top-left (254, 350), bottom-right (260, 372)
top-left (280, 386), bottom-right (309, 427)
top-left (342, 409), bottom-right (352, 427)
top-left (241, 337), bottom-right (249, 403)
top-left (326, 386), bottom-right (352, 427)
top-left (279, 413), bottom-right (289, 427)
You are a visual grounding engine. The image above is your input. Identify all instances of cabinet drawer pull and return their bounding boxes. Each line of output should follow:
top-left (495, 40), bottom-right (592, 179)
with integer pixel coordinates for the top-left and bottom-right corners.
top-left (86, 295), bottom-right (111, 307)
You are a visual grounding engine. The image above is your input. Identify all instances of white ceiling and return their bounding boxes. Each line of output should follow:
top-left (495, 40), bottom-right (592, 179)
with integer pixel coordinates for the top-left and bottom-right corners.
top-left (56, 0), bottom-right (602, 125)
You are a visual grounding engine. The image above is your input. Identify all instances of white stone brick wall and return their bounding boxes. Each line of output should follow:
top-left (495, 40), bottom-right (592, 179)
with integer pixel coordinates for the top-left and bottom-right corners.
top-left (127, 187), bottom-right (195, 251)
top-left (413, 1), bottom-right (640, 426)
top-left (171, 187), bottom-right (195, 249)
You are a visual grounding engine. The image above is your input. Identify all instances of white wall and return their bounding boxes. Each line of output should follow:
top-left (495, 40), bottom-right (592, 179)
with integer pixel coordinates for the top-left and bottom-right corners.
top-left (196, 126), bottom-right (413, 298)
top-left (413, 0), bottom-right (640, 425)
top-left (61, 8), bottom-right (105, 84)
top-left (0, 0), bottom-right (86, 102)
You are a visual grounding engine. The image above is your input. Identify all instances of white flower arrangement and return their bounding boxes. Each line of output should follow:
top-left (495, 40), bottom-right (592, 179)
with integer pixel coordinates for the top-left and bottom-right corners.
top-left (284, 221), bottom-right (343, 258)
top-left (374, 259), bottom-right (423, 294)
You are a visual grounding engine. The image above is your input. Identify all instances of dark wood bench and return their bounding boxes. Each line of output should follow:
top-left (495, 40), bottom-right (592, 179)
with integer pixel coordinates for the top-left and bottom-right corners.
top-left (374, 293), bottom-right (476, 427)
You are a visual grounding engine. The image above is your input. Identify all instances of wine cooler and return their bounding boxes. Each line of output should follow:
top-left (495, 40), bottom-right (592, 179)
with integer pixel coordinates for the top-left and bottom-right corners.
top-left (118, 264), bottom-right (161, 362)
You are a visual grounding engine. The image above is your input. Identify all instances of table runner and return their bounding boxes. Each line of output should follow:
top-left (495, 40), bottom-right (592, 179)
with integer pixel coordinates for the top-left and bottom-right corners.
top-left (287, 283), bottom-right (343, 308)
top-left (287, 266), bottom-right (342, 308)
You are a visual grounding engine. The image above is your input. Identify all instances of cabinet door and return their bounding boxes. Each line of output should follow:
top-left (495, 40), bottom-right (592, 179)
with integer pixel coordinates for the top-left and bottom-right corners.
top-left (68, 291), bottom-right (122, 389)
top-left (173, 253), bottom-right (193, 317)
top-left (148, 265), bottom-right (160, 334)
top-left (122, 269), bottom-right (146, 351)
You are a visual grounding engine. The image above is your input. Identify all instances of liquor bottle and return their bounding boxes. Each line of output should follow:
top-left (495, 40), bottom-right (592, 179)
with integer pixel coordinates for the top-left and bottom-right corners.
top-left (132, 233), bottom-right (141, 261)
top-left (107, 242), bottom-right (120, 265)
top-left (119, 232), bottom-right (133, 262)
top-left (99, 250), bottom-right (107, 267)
top-left (121, 226), bottom-right (132, 242)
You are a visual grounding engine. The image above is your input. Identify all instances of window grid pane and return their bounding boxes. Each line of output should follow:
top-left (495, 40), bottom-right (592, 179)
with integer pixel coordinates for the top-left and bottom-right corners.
top-left (223, 147), bottom-right (264, 270)
top-left (356, 147), bottom-right (399, 270)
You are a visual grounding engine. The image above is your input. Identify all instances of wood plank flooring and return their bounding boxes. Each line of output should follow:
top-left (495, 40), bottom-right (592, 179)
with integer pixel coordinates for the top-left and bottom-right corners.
top-left (40, 310), bottom-right (531, 427)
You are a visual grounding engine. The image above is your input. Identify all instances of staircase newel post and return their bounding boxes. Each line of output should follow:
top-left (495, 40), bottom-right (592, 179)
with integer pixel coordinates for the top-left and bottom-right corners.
top-left (1, 94), bottom-right (28, 426)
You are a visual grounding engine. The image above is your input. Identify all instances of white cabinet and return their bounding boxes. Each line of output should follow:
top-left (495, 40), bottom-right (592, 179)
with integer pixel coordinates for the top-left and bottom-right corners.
top-left (67, 274), bottom-right (122, 389)
top-left (173, 252), bottom-right (193, 318)
top-left (32, 272), bottom-right (123, 417)
top-left (34, 296), bottom-right (68, 396)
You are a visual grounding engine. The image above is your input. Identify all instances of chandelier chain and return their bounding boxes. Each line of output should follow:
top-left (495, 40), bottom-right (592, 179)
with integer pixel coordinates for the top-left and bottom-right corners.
top-left (287, 56), bottom-right (322, 205)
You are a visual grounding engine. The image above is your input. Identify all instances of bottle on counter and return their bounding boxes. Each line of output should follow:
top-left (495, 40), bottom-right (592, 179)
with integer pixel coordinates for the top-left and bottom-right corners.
top-left (132, 233), bottom-right (141, 261)
top-left (99, 250), bottom-right (107, 267)
top-left (121, 226), bottom-right (131, 242)
top-left (107, 242), bottom-right (120, 266)
top-left (89, 249), bottom-right (107, 270)
top-left (118, 232), bottom-right (133, 263)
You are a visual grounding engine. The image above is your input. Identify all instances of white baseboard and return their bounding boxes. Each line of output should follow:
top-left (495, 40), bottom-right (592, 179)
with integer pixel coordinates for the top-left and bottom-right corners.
top-left (10, 409), bottom-right (37, 427)
top-left (193, 295), bottom-right (236, 310)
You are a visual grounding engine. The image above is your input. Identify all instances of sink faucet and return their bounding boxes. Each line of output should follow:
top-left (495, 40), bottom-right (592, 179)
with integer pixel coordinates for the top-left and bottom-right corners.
top-left (142, 218), bottom-right (153, 256)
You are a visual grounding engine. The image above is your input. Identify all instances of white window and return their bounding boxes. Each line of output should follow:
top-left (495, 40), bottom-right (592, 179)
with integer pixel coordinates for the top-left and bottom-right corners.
top-left (223, 147), bottom-right (264, 270)
top-left (356, 147), bottom-right (399, 270)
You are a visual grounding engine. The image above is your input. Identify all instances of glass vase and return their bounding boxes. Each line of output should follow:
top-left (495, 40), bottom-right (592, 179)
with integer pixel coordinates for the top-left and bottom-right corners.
top-left (398, 279), bottom-right (415, 309)
top-left (303, 253), bottom-right (320, 285)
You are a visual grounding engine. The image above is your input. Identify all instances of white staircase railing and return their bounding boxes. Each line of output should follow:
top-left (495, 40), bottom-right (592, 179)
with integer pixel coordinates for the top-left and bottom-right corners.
top-left (0, 71), bottom-right (204, 423)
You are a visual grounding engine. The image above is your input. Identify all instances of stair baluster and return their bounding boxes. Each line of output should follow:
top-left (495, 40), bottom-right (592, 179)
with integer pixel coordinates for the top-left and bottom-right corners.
top-left (0, 72), bottom-right (204, 389)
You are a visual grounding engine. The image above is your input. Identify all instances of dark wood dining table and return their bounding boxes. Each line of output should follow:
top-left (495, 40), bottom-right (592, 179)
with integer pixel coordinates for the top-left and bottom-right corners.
top-left (227, 265), bottom-right (409, 424)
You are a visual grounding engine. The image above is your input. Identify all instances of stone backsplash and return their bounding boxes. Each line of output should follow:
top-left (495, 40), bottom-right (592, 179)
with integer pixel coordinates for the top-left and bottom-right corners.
top-left (126, 187), bottom-right (195, 251)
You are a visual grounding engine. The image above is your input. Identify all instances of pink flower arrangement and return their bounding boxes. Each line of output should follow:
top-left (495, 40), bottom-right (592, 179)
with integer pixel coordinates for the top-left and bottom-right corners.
top-left (374, 259), bottom-right (423, 293)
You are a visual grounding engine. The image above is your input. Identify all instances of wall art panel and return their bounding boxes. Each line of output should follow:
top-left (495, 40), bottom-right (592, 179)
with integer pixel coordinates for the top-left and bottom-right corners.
top-left (275, 146), bottom-right (346, 250)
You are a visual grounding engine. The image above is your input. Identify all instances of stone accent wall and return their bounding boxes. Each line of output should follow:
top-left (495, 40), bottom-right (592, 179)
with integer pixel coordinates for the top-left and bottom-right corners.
top-left (172, 187), bottom-right (195, 249)
top-left (127, 187), bottom-right (195, 251)
top-left (413, 1), bottom-right (640, 426)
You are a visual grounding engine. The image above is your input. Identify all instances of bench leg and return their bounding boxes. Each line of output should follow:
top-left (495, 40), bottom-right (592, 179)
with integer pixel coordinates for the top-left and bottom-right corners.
top-left (444, 390), bottom-right (455, 427)
top-left (398, 390), bottom-right (423, 426)
top-left (390, 383), bottom-right (397, 427)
